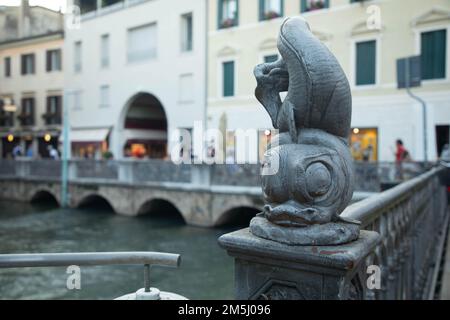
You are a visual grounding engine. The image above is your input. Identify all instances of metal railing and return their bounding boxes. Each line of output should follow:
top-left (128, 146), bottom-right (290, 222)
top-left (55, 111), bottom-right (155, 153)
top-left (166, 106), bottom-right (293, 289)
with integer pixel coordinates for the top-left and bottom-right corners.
top-left (341, 165), bottom-right (449, 299)
top-left (0, 251), bottom-right (180, 294)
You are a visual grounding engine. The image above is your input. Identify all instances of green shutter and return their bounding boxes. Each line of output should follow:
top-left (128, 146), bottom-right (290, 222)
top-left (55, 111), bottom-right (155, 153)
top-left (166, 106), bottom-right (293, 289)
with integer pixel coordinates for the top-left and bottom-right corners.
top-left (223, 61), bottom-right (235, 97)
top-left (218, 0), bottom-right (223, 29)
top-left (259, 0), bottom-right (265, 21)
top-left (421, 29), bottom-right (447, 80)
top-left (356, 40), bottom-right (376, 85)
top-left (235, 0), bottom-right (239, 27)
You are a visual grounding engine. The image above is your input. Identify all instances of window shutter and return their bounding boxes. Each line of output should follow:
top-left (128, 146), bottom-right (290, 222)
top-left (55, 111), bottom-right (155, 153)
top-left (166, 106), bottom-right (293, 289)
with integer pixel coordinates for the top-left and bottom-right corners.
top-left (31, 55), bottom-right (35, 74)
top-left (31, 98), bottom-right (35, 125)
top-left (421, 30), bottom-right (446, 80)
top-left (259, 0), bottom-right (265, 21)
top-left (223, 61), bottom-right (235, 97)
top-left (21, 55), bottom-right (25, 75)
top-left (218, 0), bottom-right (223, 29)
top-left (356, 40), bottom-right (376, 85)
top-left (301, 0), bottom-right (306, 13)
top-left (235, 0), bottom-right (239, 26)
top-left (46, 51), bottom-right (51, 72)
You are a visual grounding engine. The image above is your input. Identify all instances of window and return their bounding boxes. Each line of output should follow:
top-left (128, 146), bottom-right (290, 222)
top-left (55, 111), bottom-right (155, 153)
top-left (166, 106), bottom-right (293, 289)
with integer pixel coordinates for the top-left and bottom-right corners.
top-left (101, 34), bottom-right (110, 68)
top-left (74, 0), bottom-right (97, 14)
top-left (301, 0), bottom-right (329, 13)
top-left (127, 23), bottom-right (157, 62)
top-left (259, 0), bottom-right (283, 21)
top-left (46, 49), bottom-right (62, 72)
top-left (355, 40), bottom-right (376, 86)
top-left (222, 61), bottom-right (235, 97)
top-left (100, 85), bottom-right (110, 107)
top-left (179, 74), bottom-right (194, 102)
top-left (421, 29), bottom-right (447, 80)
top-left (264, 54), bottom-right (279, 63)
top-left (218, 0), bottom-right (238, 29)
top-left (21, 54), bottom-right (35, 75)
top-left (19, 98), bottom-right (35, 126)
top-left (71, 90), bottom-right (82, 110)
top-left (45, 96), bottom-right (62, 125)
top-left (181, 13), bottom-right (193, 52)
top-left (74, 41), bottom-right (82, 73)
top-left (0, 97), bottom-right (14, 127)
top-left (101, 0), bottom-right (123, 8)
top-left (350, 127), bottom-right (378, 162)
top-left (4, 57), bottom-right (11, 77)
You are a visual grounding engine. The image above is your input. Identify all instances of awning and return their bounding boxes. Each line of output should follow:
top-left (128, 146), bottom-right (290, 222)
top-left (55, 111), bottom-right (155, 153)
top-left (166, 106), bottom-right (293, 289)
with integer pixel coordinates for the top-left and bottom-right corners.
top-left (66, 128), bottom-right (110, 143)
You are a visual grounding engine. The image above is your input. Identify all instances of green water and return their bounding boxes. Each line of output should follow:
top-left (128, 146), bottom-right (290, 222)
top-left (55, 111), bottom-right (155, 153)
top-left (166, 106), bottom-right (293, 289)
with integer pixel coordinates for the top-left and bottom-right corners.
top-left (0, 200), bottom-right (241, 300)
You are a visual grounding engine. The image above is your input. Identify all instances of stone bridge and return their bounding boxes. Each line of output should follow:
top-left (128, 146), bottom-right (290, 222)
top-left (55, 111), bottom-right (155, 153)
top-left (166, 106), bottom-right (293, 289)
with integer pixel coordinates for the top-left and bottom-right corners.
top-left (0, 159), bottom-right (385, 227)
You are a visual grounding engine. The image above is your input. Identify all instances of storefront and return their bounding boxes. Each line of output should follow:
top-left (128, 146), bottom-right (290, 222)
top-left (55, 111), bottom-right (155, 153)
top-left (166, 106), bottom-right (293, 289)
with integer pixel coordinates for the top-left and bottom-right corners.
top-left (350, 127), bottom-right (378, 162)
top-left (70, 128), bottom-right (110, 159)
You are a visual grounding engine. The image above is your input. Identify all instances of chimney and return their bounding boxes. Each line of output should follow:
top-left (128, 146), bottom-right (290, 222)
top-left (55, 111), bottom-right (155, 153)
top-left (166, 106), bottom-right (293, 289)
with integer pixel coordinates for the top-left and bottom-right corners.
top-left (18, 0), bottom-right (30, 38)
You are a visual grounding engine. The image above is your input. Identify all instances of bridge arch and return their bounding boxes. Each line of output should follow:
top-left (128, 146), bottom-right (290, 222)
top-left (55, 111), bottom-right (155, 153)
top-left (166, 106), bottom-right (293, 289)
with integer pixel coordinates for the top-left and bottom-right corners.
top-left (136, 198), bottom-right (186, 223)
top-left (30, 190), bottom-right (60, 206)
top-left (120, 92), bottom-right (168, 159)
top-left (76, 194), bottom-right (116, 213)
top-left (214, 206), bottom-right (261, 227)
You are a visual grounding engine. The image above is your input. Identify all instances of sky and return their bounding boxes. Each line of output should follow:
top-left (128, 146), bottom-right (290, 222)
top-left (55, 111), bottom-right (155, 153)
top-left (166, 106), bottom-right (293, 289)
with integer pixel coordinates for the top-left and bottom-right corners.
top-left (0, 0), bottom-right (67, 12)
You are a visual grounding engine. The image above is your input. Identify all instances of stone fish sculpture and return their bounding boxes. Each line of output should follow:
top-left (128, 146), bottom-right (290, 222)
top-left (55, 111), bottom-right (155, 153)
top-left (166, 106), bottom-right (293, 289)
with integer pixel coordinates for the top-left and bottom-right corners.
top-left (250, 16), bottom-right (360, 245)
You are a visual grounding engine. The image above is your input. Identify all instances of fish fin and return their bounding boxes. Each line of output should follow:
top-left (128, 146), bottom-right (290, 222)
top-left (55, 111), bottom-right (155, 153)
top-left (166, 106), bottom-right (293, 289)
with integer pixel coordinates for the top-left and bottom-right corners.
top-left (288, 104), bottom-right (298, 143)
top-left (336, 215), bottom-right (361, 225)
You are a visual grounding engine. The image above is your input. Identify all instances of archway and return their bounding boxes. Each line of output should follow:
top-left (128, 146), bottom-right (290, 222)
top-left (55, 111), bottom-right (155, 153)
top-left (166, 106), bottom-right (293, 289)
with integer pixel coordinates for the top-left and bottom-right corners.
top-left (30, 190), bottom-right (59, 207)
top-left (215, 206), bottom-right (260, 228)
top-left (122, 93), bottom-right (168, 159)
top-left (137, 199), bottom-right (185, 225)
top-left (77, 194), bottom-right (115, 213)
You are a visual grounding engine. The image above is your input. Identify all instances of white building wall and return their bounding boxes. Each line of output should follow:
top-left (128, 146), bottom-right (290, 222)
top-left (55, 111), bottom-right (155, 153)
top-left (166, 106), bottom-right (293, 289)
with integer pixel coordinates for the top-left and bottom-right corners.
top-left (64, 0), bottom-right (207, 158)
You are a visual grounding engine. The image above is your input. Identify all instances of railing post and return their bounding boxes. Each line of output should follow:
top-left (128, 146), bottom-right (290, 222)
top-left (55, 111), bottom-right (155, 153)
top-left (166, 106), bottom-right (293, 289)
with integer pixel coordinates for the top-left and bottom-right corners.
top-left (118, 160), bottom-right (133, 184)
top-left (190, 164), bottom-right (211, 187)
top-left (16, 159), bottom-right (31, 178)
top-left (68, 160), bottom-right (77, 181)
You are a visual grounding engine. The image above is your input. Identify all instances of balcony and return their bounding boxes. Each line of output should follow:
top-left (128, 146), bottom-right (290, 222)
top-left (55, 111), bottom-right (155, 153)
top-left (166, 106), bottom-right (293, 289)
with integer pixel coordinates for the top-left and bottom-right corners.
top-left (0, 114), bottom-right (14, 128)
top-left (42, 113), bottom-right (62, 126)
top-left (17, 113), bottom-right (35, 127)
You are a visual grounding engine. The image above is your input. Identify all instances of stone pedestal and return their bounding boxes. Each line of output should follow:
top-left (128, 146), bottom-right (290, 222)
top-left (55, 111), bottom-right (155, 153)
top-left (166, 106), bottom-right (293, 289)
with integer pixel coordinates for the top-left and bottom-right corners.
top-left (219, 228), bottom-right (380, 300)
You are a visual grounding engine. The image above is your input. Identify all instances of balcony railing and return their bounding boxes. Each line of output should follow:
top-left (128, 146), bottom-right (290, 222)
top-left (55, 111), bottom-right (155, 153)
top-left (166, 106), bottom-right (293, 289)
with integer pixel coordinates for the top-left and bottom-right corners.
top-left (42, 113), bottom-right (62, 126)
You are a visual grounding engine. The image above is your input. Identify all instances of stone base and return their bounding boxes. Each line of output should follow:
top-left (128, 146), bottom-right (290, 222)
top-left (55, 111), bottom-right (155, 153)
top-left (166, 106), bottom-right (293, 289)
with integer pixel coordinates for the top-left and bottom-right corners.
top-left (249, 216), bottom-right (360, 246)
top-left (218, 228), bottom-right (380, 300)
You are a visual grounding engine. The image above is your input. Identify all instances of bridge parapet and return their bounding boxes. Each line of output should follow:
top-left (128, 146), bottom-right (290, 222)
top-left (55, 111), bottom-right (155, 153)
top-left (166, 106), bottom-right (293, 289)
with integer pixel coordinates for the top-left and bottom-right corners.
top-left (219, 166), bottom-right (449, 299)
top-left (0, 158), bottom-right (428, 192)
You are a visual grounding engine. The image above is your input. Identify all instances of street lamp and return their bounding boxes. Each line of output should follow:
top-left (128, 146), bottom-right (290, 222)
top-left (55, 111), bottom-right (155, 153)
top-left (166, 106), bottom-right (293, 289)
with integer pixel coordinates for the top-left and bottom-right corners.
top-left (397, 56), bottom-right (428, 163)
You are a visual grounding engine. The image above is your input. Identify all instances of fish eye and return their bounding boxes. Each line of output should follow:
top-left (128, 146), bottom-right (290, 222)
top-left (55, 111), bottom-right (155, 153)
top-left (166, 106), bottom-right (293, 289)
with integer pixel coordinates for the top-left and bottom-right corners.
top-left (305, 162), bottom-right (331, 197)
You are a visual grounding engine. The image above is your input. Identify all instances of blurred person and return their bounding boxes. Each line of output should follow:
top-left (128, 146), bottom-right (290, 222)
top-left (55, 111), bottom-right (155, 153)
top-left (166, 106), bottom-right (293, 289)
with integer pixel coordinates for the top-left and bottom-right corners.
top-left (47, 145), bottom-right (59, 160)
top-left (12, 145), bottom-right (23, 158)
top-left (394, 139), bottom-right (410, 180)
top-left (362, 145), bottom-right (373, 162)
top-left (441, 144), bottom-right (450, 162)
top-left (26, 145), bottom-right (33, 158)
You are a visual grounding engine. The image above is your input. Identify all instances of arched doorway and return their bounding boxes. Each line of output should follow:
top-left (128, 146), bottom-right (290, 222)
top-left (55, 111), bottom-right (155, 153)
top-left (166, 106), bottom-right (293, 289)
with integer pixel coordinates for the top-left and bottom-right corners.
top-left (123, 93), bottom-right (168, 159)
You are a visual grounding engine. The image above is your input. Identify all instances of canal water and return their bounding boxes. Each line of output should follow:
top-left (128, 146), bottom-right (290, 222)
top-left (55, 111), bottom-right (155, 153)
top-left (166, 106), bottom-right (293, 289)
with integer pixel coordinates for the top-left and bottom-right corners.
top-left (0, 200), bottom-right (248, 300)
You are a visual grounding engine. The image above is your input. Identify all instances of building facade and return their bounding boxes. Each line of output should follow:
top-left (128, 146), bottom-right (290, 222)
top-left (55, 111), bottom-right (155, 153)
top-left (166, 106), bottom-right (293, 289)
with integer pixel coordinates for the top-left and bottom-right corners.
top-left (65, 0), bottom-right (207, 159)
top-left (208, 0), bottom-right (450, 162)
top-left (0, 1), bottom-right (63, 159)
